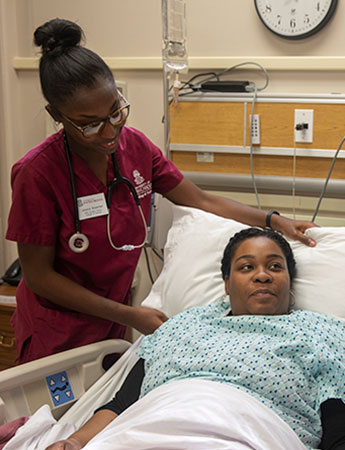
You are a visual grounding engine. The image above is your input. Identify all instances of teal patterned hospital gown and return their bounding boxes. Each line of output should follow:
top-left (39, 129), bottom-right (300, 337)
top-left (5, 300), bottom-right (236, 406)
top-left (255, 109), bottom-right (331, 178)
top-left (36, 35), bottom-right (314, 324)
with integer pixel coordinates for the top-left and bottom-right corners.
top-left (138, 300), bottom-right (345, 449)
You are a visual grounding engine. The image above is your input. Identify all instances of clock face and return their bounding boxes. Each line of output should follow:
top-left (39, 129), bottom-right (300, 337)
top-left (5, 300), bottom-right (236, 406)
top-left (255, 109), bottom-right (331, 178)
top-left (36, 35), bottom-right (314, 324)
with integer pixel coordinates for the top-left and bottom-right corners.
top-left (254, 0), bottom-right (338, 40)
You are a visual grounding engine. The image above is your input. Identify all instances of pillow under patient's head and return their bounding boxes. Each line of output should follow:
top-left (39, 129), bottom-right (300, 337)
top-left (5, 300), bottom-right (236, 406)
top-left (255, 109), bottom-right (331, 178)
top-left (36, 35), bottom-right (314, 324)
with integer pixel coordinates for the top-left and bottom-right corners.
top-left (142, 205), bottom-right (345, 321)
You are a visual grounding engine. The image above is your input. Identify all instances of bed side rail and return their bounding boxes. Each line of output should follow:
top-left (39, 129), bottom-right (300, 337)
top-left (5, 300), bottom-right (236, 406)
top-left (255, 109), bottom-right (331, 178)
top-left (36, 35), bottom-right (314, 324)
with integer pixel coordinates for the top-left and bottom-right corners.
top-left (0, 339), bottom-right (131, 424)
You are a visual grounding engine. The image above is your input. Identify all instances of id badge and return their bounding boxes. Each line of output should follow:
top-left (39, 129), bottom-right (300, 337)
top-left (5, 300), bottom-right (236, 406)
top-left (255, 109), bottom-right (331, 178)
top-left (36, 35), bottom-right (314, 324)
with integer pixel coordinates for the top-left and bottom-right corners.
top-left (77, 193), bottom-right (108, 220)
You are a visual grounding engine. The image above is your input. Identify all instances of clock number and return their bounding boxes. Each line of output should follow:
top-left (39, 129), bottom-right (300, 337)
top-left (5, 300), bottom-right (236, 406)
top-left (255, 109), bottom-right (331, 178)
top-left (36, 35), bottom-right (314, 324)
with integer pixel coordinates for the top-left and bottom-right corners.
top-left (254, 0), bottom-right (338, 40)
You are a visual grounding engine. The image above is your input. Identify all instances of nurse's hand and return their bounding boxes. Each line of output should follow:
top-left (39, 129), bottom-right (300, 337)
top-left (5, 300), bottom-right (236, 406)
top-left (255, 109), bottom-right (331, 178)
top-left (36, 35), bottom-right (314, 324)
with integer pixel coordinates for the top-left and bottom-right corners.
top-left (271, 215), bottom-right (317, 247)
top-left (45, 437), bottom-right (83, 449)
top-left (130, 307), bottom-right (169, 335)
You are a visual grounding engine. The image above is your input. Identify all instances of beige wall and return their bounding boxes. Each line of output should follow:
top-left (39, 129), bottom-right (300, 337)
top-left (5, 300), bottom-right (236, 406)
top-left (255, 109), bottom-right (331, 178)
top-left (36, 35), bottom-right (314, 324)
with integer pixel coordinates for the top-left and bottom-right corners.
top-left (1, 0), bottom-right (345, 273)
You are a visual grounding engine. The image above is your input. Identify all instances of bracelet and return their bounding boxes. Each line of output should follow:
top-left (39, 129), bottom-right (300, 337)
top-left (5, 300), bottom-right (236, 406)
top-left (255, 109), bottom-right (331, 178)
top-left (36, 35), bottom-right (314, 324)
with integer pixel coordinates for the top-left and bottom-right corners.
top-left (265, 210), bottom-right (280, 229)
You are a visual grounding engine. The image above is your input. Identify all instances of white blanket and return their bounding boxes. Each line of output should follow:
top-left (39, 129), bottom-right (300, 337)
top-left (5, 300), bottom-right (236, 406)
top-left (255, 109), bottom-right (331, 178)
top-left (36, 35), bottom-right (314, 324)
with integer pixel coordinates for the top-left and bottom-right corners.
top-left (85, 379), bottom-right (306, 450)
top-left (5, 378), bottom-right (307, 450)
top-left (3, 405), bottom-right (75, 450)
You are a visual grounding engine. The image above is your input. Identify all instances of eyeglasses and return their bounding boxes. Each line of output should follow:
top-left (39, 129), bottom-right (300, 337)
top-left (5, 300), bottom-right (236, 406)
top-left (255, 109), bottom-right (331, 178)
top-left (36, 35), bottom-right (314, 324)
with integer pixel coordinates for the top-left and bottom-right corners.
top-left (59, 91), bottom-right (130, 138)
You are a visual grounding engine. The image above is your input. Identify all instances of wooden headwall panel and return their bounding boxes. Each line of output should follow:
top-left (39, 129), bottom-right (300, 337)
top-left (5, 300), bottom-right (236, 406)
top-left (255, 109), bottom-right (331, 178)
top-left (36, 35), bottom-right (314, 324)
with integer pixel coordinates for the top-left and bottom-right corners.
top-left (169, 100), bottom-right (345, 179)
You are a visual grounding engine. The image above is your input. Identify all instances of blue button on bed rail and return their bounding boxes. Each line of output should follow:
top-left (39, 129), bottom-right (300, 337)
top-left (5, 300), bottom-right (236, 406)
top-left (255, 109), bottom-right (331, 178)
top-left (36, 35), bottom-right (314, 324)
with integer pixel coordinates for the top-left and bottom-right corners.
top-left (46, 371), bottom-right (75, 407)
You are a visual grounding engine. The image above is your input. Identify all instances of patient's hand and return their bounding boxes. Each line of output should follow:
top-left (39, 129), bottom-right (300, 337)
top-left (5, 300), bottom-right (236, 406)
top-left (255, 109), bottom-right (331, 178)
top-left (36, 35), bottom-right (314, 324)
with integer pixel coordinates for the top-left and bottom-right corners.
top-left (45, 437), bottom-right (83, 449)
top-left (45, 410), bottom-right (118, 450)
top-left (129, 307), bottom-right (169, 334)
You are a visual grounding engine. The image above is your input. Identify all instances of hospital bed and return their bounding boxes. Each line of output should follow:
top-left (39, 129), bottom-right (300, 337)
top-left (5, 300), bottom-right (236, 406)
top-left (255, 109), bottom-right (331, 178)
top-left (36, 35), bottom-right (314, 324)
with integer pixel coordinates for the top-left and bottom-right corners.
top-left (1, 197), bottom-right (345, 449)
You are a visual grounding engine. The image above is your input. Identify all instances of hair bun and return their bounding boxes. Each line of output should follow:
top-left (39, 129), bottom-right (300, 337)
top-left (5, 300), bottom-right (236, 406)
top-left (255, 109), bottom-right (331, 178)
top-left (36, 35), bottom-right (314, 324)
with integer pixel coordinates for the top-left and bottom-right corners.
top-left (34, 18), bottom-right (84, 56)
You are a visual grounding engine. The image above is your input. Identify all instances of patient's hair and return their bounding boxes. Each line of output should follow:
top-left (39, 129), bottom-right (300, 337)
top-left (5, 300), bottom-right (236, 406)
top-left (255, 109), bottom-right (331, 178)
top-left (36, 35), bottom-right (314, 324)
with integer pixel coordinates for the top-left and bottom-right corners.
top-left (221, 228), bottom-right (296, 282)
top-left (33, 18), bottom-right (114, 107)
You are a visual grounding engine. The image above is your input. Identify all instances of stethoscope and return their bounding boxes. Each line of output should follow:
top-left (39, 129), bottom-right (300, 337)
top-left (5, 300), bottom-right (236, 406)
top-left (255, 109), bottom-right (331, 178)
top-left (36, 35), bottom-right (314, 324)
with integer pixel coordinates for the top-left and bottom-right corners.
top-left (64, 133), bottom-right (148, 253)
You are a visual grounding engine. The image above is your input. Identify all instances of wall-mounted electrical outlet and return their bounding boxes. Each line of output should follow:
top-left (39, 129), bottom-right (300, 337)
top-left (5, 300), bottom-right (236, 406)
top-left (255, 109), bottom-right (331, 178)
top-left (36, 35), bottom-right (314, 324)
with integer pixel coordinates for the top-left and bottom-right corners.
top-left (294, 109), bottom-right (313, 143)
top-left (250, 114), bottom-right (260, 145)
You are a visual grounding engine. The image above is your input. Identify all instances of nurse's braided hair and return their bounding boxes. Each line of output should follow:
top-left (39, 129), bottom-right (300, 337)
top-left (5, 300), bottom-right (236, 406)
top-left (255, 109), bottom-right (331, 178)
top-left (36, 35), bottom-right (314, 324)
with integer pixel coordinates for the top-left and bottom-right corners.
top-left (221, 227), bottom-right (296, 282)
top-left (34, 18), bottom-right (114, 108)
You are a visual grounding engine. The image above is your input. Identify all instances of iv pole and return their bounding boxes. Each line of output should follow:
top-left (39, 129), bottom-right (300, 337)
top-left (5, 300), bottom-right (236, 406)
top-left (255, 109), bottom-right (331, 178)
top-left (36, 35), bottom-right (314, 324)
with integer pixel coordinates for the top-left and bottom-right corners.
top-left (161, 0), bottom-right (188, 160)
top-left (163, 64), bottom-right (171, 160)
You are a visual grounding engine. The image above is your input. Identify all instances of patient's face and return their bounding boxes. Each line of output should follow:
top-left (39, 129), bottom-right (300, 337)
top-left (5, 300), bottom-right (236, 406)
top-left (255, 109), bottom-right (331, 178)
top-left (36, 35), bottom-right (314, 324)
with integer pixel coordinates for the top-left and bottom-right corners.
top-left (225, 237), bottom-right (291, 316)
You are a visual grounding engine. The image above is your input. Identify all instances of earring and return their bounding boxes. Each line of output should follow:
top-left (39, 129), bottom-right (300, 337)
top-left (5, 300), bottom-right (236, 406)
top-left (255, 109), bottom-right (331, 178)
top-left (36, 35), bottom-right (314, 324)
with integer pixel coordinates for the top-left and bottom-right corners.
top-left (54, 120), bottom-right (63, 132)
top-left (221, 293), bottom-right (230, 303)
top-left (288, 289), bottom-right (296, 313)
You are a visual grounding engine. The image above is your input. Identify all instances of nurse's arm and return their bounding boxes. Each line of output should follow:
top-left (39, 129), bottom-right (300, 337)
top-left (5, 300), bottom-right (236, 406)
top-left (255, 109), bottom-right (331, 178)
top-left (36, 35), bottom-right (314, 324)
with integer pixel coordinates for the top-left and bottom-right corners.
top-left (17, 242), bottom-right (168, 335)
top-left (164, 178), bottom-right (316, 247)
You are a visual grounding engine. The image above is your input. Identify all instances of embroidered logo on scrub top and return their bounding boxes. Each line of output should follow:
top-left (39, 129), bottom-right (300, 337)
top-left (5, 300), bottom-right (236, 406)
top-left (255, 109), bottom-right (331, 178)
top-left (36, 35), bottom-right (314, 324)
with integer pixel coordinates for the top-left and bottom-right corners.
top-left (133, 170), bottom-right (144, 185)
top-left (133, 169), bottom-right (152, 199)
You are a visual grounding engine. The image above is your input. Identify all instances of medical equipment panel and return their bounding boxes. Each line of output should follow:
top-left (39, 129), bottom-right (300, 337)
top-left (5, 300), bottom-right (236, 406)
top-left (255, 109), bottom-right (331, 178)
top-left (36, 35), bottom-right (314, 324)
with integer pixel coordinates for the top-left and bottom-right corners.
top-left (169, 92), bottom-right (345, 198)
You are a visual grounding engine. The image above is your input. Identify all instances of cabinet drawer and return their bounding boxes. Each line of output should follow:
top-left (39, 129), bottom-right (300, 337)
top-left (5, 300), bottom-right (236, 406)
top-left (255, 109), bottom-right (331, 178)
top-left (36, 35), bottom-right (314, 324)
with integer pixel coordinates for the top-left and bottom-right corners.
top-left (0, 334), bottom-right (16, 369)
top-left (0, 302), bottom-right (16, 369)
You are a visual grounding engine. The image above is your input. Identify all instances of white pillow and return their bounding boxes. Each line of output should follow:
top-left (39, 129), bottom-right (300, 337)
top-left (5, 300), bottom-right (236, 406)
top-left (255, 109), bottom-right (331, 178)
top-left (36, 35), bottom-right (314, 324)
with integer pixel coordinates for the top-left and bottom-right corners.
top-left (142, 205), bottom-right (345, 321)
top-left (142, 206), bottom-right (248, 317)
top-left (291, 227), bottom-right (345, 319)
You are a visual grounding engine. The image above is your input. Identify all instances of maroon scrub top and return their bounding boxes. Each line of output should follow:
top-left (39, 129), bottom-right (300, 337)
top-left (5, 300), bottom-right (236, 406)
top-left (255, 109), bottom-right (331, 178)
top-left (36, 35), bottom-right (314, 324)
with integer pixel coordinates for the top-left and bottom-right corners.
top-left (6, 127), bottom-right (183, 362)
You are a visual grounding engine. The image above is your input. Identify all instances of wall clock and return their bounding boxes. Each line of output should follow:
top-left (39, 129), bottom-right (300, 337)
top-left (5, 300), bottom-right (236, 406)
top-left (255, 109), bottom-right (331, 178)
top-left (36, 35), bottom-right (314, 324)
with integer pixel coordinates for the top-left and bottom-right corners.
top-left (254, 0), bottom-right (338, 40)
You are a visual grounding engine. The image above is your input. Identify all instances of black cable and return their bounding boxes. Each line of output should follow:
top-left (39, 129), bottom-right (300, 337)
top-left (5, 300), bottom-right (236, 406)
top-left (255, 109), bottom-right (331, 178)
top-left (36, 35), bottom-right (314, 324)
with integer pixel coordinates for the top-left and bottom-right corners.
top-left (174, 62), bottom-right (270, 99)
top-left (143, 247), bottom-right (155, 284)
top-left (179, 71), bottom-right (219, 92)
top-left (198, 62), bottom-right (269, 92)
top-left (166, 72), bottom-right (222, 105)
top-left (152, 248), bottom-right (164, 261)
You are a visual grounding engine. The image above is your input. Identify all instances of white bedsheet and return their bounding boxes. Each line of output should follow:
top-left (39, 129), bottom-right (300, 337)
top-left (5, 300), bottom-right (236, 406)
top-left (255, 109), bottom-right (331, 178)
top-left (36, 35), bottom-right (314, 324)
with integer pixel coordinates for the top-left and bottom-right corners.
top-left (5, 375), bottom-right (307, 450)
top-left (86, 379), bottom-right (307, 450)
top-left (3, 405), bottom-right (75, 450)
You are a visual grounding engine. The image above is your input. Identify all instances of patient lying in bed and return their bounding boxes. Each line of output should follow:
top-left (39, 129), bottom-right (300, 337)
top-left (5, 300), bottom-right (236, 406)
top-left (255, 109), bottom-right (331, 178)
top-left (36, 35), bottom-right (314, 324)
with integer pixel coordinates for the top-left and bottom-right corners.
top-left (47, 228), bottom-right (345, 450)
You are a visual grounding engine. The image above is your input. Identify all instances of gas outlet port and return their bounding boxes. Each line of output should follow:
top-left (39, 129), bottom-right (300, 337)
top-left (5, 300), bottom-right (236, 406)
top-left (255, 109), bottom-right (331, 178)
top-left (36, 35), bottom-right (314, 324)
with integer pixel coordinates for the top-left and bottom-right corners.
top-left (294, 109), bottom-right (313, 143)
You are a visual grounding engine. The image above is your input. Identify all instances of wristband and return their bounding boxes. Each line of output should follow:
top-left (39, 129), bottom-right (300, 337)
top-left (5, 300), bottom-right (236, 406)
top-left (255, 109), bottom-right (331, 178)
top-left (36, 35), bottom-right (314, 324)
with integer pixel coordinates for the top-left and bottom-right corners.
top-left (265, 210), bottom-right (280, 229)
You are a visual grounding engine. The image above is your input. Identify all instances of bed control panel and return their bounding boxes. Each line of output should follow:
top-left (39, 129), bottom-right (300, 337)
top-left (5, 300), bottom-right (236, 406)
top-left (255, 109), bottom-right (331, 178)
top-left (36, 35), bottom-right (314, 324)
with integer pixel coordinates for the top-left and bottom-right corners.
top-left (46, 371), bottom-right (75, 407)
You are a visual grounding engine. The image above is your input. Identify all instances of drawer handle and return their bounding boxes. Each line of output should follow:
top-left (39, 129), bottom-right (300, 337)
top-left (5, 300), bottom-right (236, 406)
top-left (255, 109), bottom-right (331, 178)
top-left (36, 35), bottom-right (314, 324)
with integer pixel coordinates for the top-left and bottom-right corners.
top-left (0, 335), bottom-right (15, 348)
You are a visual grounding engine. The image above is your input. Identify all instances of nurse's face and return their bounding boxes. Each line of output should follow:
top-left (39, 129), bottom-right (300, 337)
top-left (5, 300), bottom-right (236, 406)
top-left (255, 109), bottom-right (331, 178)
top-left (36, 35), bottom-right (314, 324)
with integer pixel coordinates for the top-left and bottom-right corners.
top-left (225, 237), bottom-right (291, 316)
top-left (53, 77), bottom-right (126, 158)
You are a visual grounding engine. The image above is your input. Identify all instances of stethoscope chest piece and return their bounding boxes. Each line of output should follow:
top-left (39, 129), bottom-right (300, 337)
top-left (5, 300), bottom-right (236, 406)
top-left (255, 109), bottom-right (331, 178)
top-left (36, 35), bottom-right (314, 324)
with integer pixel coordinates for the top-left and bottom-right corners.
top-left (68, 232), bottom-right (89, 253)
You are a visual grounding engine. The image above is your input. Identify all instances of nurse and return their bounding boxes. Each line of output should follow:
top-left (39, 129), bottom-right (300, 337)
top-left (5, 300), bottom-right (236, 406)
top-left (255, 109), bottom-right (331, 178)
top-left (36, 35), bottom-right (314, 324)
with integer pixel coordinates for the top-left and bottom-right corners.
top-left (6, 18), bottom-right (316, 364)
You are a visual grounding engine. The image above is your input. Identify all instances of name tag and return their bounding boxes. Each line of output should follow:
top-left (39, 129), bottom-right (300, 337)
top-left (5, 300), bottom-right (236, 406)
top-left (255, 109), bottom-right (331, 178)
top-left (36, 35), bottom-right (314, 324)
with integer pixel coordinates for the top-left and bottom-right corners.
top-left (77, 193), bottom-right (108, 221)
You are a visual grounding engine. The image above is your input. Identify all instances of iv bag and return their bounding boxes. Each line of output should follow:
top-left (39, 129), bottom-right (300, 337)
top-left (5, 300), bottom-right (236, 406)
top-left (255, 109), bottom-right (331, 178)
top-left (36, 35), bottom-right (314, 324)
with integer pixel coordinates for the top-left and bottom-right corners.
top-left (162, 0), bottom-right (188, 72)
